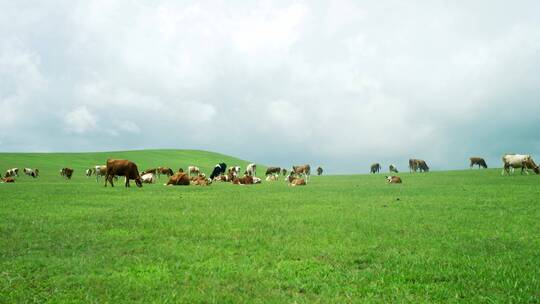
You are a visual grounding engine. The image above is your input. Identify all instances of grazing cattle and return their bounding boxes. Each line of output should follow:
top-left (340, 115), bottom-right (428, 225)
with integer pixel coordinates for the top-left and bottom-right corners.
top-left (85, 168), bottom-right (93, 177)
top-left (5, 168), bottom-right (19, 178)
top-left (287, 174), bottom-right (306, 186)
top-left (191, 174), bottom-right (212, 186)
top-left (282, 168), bottom-right (287, 176)
top-left (104, 159), bottom-right (142, 188)
top-left (469, 157), bottom-right (488, 169)
top-left (386, 176), bottom-right (402, 184)
top-left (266, 174), bottom-right (279, 181)
top-left (60, 168), bottom-right (74, 179)
top-left (246, 163), bottom-right (257, 176)
top-left (188, 166), bottom-right (200, 177)
top-left (501, 154), bottom-right (540, 175)
top-left (165, 172), bottom-right (190, 186)
top-left (409, 159), bottom-right (429, 172)
top-left (229, 166), bottom-right (241, 177)
top-left (141, 173), bottom-right (156, 184)
top-left (158, 167), bottom-right (174, 178)
top-left (370, 163), bottom-right (381, 174)
top-left (1, 177), bottom-right (15, 183)
top-left (317, 166), bottom-right (323, 176)
top-left (265, 167), bottom-right (281, 176)
top-left (24, 168), bottom-right (38, 178)
top-left (389, 164), bottom-right (399, 173)
top-left (210, 163), bottom-right (227, 180)
top-left (292, 164), bottom-right (310, 181)
top-left (232, 174), bottom-right (254, 185)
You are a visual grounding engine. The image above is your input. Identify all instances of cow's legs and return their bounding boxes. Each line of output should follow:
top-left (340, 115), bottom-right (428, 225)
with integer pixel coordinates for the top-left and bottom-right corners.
top-left (125, 176), bottom-right (130, 187)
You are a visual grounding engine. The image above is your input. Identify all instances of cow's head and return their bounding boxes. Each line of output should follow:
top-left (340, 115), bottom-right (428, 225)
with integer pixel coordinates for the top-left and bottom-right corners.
top-left (135, 177), bottom-right (143, 187)
top-left (534, 166), bottom-right (540, 174)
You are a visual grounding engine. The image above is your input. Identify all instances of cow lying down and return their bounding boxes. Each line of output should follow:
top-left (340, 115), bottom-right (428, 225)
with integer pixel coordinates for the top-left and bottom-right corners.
top-left (386, 176), bottom-right (402, 184)
top-left (287, 174), bottom-right (306, 186)
top-left (1, 177), bottom-right (15, 183)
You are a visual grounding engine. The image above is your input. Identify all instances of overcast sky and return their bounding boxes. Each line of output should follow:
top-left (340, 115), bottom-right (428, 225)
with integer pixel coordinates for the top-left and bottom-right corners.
top-left (1, 1), bottom-right (540, 173)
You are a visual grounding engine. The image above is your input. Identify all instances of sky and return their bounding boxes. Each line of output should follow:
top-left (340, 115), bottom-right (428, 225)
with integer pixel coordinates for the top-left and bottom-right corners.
top-left (1, 1), bottom-right (540, 173)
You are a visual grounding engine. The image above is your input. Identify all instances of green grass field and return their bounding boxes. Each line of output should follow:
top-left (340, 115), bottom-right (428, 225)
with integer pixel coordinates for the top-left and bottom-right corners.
top-left (1, 150), bottom-right (539, 303)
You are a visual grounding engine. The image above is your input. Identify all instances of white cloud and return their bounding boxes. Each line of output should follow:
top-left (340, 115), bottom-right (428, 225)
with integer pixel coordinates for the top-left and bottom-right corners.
top-left (65, 107), bottom-right (97, 134)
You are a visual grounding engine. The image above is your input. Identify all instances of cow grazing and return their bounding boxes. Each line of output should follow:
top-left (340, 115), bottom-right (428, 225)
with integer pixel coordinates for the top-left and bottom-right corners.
top-left (469, 157), bottom-right (488, 169)
top-left (104, 159), bottom-right (142, 188)
top-left (188, 166), bottom-right (200, 177)
top-left (24, 168), bottom-right (38, 178)
top-left (165, 172), bottom-right (190, 186)
top-left (232, 174), bottom-right (254, 185)
top-left (246, 163), bottom-right (257, 176)
top-left (5, 168), bottom-right (19, 178)
top-left (282, 168), bottom-right (287, 176)
top-left (287, 174), bottom-right (306, 186)
top-left (85, 168), bottom-right (93, 177)
top-left (265, 167), bottom-right (281, 176)
top-left (141, 173), bottom-right (156, 184)
top-left (409, 159), bottom-right (429, 172)
top-left (210, 163), bottom-right (227, 180)
top-left (60, 168), bottom-right (74, 179)
top-left (292, 164), bottom-right (311, 181)
top-left (370, 163), bottom-right (381, 174)
top-left (386, 176), bottom-right (402, 184)
top-left (1, 177), bottom-right (15, 183)
top-left (94, 165), bottom-right (107, 182)
top-left (502, 154), bottom-right (540, 175)
top-left (316, 166), bottom-right (323, 176)
top-left (158, 167), bottom-right (174, 178)
top-left (389, 164), bottom-right (399, 173)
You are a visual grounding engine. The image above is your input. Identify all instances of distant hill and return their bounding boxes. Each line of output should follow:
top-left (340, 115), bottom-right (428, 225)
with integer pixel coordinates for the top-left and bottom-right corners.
top-left (0, 149), bottom-right (266, 178)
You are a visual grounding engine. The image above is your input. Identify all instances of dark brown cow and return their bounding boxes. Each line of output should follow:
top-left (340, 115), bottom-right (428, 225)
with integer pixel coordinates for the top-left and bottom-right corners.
top-left (60, 168), bottom-right (74, 179)
top-left (265, 167), bottom-right (281, 176)
top-left (370, 163), bottom-right (381, 174)
top-left (316, 166), bottom-right (323, 176)
top-left (469, 157), bottom-right (488, 169)
top-left (409, 159), bottom-right (429, 172)
top-left (105, 159), bottom-right (142, 188)
top-left (165, 172), bottom-right (190, 186)
top-left (281, 168), bottom-right (287, 176)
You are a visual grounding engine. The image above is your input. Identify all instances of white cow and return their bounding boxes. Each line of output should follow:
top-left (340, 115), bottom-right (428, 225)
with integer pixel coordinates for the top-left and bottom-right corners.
top-left (502, 154), bottom-right (539, 175)
top-left (5, 168), bottom-right (19, 178)
top-left (95, 165), bottom-right (107, 182)
top-left (229, 166), bottom-right (241, 177)
top-left (23, 168), bottom-right (38, 178)
top-left (389, 164), bottom-right (399, 173)
top-left (252, 176), bottom-right (262, 184)
top-left (266, 174), bottom-right (279, 181)
top-left (188, 166), bottom-right (200, 177)
top-left (246, 163), bottom-right (257, 176)
top-left (141, 173), bottom-right (156, 184)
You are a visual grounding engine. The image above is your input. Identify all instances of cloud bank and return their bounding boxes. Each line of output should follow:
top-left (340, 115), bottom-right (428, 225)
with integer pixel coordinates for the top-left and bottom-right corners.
top-left (1, 1), bottom-right (540, 173)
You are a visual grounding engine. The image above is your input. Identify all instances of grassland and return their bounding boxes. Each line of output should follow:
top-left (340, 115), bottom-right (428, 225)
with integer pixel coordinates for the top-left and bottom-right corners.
top-left (1, 150), bottom-right (539, 303)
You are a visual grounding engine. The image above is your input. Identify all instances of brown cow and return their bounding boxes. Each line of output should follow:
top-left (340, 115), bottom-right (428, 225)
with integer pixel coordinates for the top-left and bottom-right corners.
top-left (104, 159), bottom-right (142, 188)
top-left (232, 175), bottom-right (254, 185)
top-left (409, 159), bottom-right (429, 172)
top-left (292, 164), bottom-right (310, 181)
top-left (142, 168), bottom-right (158, 175)
top-left (191, 174), bottom-right (212, 186)
top-left (165, 172), bottom-right (190, 186)
top-left (1, 177), bottom-right (15, 183)
top-left (287, 174), bottom-right (306, 186)
top-left (316, 166), bottom-right (323, 176)
top-left (158, 167), bottom-right (174, 178)
top-left (469, 157), bottom-right (488, 169)
top-left (386, 175), bottom-right (402, 184)
top-left (60, 168), bottom-right (74, 179)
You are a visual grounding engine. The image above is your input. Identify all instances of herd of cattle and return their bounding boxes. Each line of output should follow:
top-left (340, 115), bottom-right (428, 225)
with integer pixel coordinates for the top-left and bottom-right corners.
top-left (2, 154), bottom-right (539, 186)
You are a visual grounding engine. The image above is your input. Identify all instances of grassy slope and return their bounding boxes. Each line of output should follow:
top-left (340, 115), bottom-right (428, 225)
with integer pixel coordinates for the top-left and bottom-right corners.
top-left (1, 150), bottom-right (539, 303)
